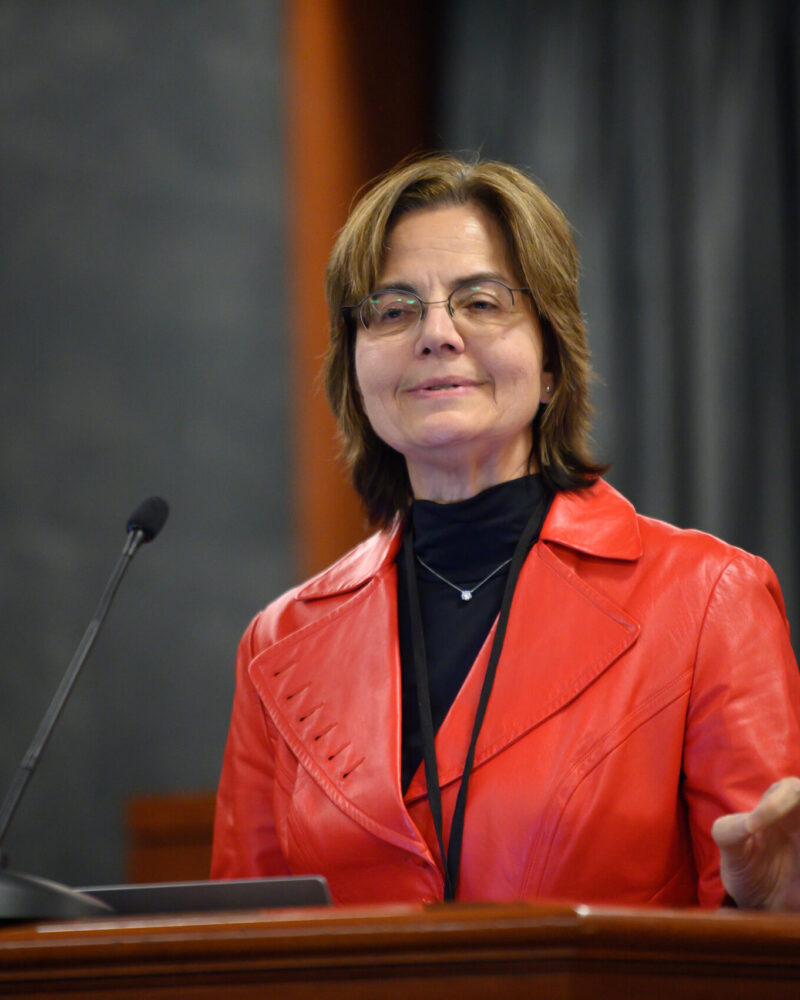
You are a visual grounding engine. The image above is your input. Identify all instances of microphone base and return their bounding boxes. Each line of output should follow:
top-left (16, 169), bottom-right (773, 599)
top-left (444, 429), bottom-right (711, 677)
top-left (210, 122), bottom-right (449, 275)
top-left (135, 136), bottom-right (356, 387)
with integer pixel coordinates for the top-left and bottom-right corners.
top-left (0, 869), bottom-right (112, 921)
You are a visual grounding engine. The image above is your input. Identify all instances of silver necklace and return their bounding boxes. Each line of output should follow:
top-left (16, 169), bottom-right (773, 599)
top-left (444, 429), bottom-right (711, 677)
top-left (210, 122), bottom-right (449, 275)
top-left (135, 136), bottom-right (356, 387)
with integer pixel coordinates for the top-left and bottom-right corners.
top-left (415, 553), bottom-right (513, 602)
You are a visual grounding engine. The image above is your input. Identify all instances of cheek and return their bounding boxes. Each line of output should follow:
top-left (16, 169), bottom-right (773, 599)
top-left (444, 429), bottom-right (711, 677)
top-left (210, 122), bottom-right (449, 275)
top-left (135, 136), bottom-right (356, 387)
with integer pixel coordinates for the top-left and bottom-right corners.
top-left (490, 348), bottom-right (544, 418)
top-left (492, 347), bottom-right (541, 392)
top-left (354, 339), bottom-right (392, 417)
top-left (353, 338), bottom-right (372, 405)
top-left (487, 325), bottom-right (543, 383)
top-left (513, 335), bottom-right (544, 388)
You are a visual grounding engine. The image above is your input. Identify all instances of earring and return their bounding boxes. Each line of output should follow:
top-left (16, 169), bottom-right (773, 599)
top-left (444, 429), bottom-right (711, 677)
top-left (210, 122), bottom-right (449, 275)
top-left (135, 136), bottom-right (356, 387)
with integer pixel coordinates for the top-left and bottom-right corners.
top-left (545, 386), bottom-right (551, 393)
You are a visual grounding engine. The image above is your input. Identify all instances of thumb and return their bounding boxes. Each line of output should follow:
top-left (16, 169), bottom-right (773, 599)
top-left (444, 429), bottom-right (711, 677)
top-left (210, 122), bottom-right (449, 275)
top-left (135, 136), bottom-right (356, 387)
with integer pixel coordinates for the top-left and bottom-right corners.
top-left (712, 811), bottom-right (754, 851)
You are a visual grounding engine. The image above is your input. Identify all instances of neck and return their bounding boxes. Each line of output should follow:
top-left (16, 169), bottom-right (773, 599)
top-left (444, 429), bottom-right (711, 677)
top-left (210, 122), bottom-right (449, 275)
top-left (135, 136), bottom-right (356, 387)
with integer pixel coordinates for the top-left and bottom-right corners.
top-left (406, 437), bottom-right (537, 503)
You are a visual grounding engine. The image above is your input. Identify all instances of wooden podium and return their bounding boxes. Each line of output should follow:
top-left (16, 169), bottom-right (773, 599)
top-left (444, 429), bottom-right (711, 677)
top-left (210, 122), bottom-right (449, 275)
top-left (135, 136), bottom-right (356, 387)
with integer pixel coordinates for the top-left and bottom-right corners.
top-left (1, 901), bottom-right (800, 998)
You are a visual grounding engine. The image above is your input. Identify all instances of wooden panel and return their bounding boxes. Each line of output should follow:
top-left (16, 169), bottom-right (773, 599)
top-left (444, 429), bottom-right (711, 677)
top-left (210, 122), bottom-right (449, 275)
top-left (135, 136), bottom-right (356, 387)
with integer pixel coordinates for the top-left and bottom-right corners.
top-left (1, 902), bottom-right (800, 998)
top-left (287, 0), bottom-right (437, 577)
top-left (125, 792), bottom-right (216, 883)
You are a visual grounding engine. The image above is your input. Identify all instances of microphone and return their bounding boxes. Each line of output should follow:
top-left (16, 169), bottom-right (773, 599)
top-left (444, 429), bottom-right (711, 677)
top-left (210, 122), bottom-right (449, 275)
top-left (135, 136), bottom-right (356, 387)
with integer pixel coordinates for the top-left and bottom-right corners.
top-left (126, 496), bottom-right (169, 544)
top-left (0, 497), bottom-right (169, 920)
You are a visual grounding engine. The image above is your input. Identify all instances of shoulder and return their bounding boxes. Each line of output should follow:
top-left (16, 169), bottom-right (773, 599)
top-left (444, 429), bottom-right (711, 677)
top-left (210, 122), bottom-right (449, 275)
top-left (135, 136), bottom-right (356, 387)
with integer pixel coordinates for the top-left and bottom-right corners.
top-left (545, 478), bottom-right (783, 607)
top-left (242, 521), bottom-right (403, 656)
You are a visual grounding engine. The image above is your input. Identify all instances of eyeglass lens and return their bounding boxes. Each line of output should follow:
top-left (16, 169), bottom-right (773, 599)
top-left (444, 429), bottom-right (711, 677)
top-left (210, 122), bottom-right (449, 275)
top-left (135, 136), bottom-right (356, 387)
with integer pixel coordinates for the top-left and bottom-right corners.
top-left (361, 279), bottom-right (516, 335)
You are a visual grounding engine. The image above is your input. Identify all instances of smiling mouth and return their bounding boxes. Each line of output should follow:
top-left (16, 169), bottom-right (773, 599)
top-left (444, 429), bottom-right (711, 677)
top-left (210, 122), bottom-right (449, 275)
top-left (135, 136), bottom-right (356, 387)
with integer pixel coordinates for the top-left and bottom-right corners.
top-left (410, 379), bottom-right (480, 392)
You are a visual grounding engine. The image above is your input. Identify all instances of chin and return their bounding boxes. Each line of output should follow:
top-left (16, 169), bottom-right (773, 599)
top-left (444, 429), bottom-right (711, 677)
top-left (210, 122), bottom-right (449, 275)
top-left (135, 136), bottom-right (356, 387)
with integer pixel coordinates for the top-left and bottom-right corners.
top-left (406, 416), bottom-right (488, 450)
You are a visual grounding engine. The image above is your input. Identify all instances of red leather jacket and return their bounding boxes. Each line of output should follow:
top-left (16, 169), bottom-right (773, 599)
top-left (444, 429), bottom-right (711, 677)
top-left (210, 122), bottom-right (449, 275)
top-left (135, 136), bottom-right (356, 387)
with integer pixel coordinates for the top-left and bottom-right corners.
top-left (211, 480), bottom-right (800, 906)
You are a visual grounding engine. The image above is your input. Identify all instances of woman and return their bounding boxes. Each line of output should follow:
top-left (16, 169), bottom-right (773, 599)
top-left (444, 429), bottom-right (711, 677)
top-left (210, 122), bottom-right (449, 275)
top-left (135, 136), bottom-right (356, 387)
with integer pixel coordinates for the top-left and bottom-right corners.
top-left (212, 155), bottom-right (800, 908)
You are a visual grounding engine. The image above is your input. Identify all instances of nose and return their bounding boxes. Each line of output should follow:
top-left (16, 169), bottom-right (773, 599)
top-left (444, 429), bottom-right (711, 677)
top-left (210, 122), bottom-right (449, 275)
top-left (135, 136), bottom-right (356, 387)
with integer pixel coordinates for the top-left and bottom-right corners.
top-left (414, 300), bottom-right (465, 356)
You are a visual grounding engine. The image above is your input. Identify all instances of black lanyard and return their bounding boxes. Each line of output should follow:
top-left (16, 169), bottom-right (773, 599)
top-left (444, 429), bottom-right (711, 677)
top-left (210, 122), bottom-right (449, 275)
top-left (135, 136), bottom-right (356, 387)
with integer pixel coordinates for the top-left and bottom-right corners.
top-left (402, 492), bottom-right (549, 900)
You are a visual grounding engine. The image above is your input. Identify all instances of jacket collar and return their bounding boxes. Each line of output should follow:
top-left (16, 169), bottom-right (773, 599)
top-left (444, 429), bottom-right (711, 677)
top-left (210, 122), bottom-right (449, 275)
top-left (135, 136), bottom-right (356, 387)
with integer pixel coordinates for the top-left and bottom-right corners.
top-left (296, 520), bottom-right (403, 600)
top-left (297, 478), bottom-right (641, 601)
top-left (540, 478), bottom-right (642, 560)
top-left (250, 476), bottom-right (642, 859)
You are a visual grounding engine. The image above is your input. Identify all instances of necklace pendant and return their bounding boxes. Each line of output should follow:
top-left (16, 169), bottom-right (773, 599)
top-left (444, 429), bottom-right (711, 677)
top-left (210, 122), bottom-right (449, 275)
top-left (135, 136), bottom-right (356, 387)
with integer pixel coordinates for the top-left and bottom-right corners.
top-left (460, 590), bottom-right (472, 602)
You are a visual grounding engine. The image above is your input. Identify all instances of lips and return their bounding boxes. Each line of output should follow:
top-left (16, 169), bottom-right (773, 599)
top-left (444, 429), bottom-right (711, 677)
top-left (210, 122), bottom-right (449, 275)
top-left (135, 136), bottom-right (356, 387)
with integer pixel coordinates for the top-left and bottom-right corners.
top-left (407, 376), bottom-right (481, 392)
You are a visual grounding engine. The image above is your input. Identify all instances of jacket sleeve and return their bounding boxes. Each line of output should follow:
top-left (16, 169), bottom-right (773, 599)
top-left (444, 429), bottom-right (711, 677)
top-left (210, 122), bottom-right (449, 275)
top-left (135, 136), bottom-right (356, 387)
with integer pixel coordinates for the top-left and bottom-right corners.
top-left (210, 614), bottom-right (290, 879)
top-left (682, 553), bottom-right (800, 906)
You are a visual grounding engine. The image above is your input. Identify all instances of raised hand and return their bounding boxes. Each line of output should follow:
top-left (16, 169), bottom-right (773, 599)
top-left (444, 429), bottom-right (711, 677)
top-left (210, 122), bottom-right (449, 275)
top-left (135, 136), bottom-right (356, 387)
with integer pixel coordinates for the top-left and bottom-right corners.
top-left (712, 777), bottom-right (800, 910)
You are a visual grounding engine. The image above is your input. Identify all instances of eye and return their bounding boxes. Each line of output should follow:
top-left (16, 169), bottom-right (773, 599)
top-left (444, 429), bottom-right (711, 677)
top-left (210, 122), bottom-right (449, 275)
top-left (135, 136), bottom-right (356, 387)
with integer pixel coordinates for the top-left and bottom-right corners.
top-left (378, 300), bottom-right (417, 322)
top-left (466, 294), bottom-right (500, 311)
top-left (363, 291), bottom-right (420, 330)
top-left (451, 280), bottom-right (509, 315)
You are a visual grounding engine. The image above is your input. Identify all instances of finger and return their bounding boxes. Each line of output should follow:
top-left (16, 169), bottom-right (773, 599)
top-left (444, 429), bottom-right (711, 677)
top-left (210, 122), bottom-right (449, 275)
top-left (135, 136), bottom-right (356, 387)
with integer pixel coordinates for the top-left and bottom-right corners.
top-left (712, 811), bottom-right (752, 849)
top-left (747, 777), bottom-right (800, 833)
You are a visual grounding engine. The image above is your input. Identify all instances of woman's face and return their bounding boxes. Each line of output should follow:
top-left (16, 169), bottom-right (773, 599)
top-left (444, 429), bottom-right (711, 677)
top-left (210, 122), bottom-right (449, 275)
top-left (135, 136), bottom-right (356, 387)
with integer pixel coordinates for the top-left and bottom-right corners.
top-left (354, 202), bottom-right (552, 500)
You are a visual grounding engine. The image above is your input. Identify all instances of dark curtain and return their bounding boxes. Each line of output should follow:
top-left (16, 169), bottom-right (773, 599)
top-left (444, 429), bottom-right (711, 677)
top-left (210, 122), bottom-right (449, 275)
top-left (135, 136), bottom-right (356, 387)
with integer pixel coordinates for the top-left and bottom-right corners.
top-left (438, 0), bottom-right (799, 630)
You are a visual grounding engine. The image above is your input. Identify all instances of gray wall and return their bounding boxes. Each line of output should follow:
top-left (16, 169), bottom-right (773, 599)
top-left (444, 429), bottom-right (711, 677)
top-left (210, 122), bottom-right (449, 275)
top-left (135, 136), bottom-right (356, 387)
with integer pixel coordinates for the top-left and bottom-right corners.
top-left (0, 1), bottom-right (289, 885)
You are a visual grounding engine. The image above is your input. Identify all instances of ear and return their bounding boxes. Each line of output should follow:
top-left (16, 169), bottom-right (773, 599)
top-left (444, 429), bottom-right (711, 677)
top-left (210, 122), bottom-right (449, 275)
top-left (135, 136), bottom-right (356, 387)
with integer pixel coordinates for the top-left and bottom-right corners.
top-left (540, 371), bottom-right (554, 402)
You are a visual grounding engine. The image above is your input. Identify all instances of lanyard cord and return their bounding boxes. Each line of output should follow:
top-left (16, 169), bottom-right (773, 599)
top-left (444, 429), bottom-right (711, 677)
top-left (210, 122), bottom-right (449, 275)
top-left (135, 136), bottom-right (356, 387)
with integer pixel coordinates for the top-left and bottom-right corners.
top-left (402, 491), bottom-right (549, 901)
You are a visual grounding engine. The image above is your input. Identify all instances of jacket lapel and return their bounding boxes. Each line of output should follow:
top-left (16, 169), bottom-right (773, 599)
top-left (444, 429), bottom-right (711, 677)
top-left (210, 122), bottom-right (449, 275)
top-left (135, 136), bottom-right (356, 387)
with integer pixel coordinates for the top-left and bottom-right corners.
top-left (405, 480), bottom-right (643, 801)
top-left (249, 532), bottom-right (431, 858)
top-left (251, 480), bottom-right (643, 848)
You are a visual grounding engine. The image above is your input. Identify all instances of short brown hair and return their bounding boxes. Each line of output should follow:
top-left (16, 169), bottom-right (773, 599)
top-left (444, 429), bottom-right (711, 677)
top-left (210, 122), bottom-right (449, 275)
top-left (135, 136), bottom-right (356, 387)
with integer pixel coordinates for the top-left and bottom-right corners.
top-left (324, 153), bottom-right (606, 527)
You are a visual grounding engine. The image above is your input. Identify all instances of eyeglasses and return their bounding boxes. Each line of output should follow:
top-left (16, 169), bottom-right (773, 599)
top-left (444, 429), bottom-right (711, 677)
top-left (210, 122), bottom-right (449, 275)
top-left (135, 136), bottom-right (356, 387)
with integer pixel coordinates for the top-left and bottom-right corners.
top-left (350, 278), bottom-right (531, 338)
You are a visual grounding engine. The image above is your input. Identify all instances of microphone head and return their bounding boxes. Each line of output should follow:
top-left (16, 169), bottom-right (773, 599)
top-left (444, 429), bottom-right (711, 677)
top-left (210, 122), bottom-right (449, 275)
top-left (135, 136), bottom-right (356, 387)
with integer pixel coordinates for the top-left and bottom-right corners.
top-left (126, 497), bottom-right (169, 542)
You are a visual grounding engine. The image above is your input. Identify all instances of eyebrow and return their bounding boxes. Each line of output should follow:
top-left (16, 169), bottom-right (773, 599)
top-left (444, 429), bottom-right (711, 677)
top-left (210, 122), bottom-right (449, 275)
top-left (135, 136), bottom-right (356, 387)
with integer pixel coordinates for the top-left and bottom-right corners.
top-left (373, 271), bottom-right (512, 295)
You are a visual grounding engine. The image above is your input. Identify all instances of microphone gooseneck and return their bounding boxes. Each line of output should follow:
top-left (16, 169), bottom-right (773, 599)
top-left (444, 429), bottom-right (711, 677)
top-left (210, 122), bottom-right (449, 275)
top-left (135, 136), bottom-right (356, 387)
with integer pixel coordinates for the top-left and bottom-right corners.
top-left (0, 498), bottom-right (168, 920)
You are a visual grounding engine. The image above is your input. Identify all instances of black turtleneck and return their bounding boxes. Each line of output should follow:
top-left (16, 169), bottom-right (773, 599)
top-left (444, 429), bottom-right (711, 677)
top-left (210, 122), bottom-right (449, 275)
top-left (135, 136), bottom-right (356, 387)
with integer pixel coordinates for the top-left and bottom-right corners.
top-left (396, 474), bottom-right (550, 792)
